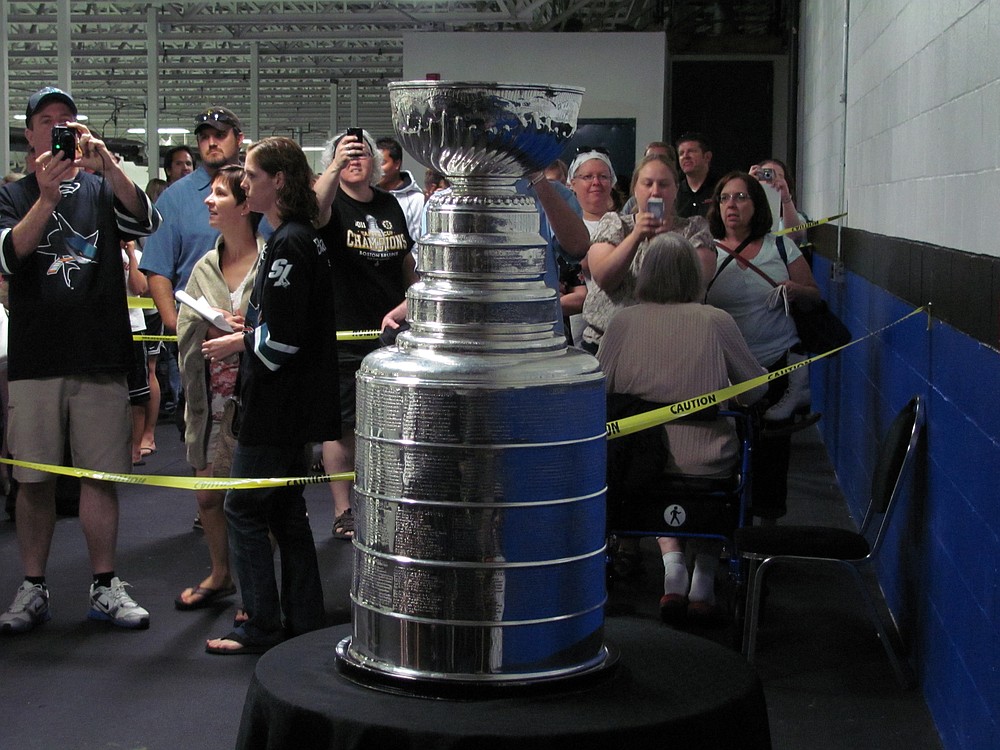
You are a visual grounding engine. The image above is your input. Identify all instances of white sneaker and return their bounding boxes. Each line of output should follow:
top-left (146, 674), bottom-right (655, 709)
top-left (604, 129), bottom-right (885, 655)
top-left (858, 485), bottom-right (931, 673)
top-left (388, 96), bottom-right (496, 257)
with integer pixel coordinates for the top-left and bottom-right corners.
top-left (764, 352), bottom-right (812, 421)
top-left (0, 581), bottom-right (51, 634)
top-left (88, 577), bottom-right (150, 630)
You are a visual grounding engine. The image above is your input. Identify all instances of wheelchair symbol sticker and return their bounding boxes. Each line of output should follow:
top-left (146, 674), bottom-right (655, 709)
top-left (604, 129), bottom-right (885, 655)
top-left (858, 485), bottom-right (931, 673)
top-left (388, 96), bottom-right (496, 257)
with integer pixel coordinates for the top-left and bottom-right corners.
top-left (664, 504), bottom-right (687, 527)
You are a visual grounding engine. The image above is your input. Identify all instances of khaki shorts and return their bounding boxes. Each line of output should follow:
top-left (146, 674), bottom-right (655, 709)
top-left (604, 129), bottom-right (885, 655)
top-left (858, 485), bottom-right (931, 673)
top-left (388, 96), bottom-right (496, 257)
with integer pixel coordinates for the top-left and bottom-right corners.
top-left (8, 374), bottom-right (132, 483)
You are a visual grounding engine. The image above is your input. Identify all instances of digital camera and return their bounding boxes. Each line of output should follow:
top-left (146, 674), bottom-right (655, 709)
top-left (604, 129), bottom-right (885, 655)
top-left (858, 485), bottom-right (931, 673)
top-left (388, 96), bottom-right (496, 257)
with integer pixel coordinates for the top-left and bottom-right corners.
top-left (51, 125), bottom-right (76, 160)
top-left (759, 167), bottom-right (774, 182)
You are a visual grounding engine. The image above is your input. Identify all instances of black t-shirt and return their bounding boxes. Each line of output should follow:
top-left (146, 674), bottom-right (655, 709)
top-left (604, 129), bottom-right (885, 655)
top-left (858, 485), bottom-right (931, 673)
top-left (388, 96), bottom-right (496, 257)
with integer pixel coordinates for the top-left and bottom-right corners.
top-left (675, 172), bottom-right (718, 218)
top-left (318, 187), bottom-right (412, 357)
top-left (0, 172), bottom-right (159, 381)
top-left (237, 220), bottom-right (341, 447)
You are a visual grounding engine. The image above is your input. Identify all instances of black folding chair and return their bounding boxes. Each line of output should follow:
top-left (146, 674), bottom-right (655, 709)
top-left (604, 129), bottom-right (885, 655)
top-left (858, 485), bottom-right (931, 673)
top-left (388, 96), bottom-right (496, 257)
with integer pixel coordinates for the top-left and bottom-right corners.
top-left (734, 396), bottom-right (924, 688)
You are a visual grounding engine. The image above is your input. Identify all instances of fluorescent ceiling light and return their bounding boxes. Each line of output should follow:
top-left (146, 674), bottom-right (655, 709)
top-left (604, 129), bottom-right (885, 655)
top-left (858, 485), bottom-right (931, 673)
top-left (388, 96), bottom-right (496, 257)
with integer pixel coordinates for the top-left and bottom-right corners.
top-left (14, 113), bottom-right (85, 121)
top-left (125, 127), bottom-right (191, 135)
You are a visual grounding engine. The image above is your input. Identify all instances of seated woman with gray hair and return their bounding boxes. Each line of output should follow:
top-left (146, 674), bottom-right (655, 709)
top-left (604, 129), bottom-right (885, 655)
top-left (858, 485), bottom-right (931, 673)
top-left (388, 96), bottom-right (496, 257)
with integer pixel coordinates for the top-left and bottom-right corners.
top-left (598, 233), bottom-right (767, 625)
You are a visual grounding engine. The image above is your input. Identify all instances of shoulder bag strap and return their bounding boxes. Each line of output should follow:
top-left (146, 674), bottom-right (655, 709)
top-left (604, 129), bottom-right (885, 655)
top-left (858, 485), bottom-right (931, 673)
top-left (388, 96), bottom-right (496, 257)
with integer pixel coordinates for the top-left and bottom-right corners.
top-left (775, 235), bottom-right (788, 265)
top-left (704, 236), bottom-right (755, 300)
top-left (712, 237), bottom-right (780, 288)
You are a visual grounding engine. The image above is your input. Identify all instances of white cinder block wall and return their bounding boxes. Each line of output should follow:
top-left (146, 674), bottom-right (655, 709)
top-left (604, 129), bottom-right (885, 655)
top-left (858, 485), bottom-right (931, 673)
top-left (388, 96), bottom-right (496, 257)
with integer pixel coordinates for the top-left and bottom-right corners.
top-left (800, 0), bottom-right (1000, 258)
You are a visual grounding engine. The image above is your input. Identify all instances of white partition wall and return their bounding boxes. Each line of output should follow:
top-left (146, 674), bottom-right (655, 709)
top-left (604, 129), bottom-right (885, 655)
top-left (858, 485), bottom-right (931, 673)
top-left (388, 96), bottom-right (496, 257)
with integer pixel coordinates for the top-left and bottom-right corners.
top-left (402, 32), bottom-right (667, 166)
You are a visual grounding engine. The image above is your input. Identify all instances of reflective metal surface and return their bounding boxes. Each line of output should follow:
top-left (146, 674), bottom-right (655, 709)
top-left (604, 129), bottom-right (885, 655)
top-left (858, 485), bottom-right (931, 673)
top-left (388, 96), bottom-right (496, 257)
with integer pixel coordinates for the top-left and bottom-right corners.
top-left (339, 82), bottom-right (610, 685)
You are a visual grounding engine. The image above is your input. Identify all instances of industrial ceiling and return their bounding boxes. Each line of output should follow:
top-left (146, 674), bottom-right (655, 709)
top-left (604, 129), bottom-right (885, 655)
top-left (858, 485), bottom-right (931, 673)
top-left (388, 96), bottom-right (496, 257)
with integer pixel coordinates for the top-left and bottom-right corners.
top-left (3, 1), bottom-right (789, 165)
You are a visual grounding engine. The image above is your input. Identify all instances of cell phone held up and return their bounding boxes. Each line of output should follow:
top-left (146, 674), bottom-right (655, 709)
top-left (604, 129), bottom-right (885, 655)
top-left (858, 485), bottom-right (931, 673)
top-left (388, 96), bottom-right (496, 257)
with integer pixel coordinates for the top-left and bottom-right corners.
top-left (346, 127), bottom-right (364, 142)
top-left (51, 125), bottom-right (76, 161)
top-left (647, 197), bottom-right (665, 222)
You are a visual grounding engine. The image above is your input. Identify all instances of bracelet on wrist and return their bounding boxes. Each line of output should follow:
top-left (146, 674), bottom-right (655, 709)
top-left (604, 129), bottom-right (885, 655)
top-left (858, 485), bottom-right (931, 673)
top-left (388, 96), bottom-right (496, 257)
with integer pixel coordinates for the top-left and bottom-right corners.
top-left (529, 172), bottom-right (546, 186)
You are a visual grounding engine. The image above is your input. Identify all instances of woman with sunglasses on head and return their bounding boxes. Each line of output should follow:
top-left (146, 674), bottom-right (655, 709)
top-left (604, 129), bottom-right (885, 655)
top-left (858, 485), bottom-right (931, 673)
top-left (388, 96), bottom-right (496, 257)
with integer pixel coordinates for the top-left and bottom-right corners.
top-left (704, 171), bottom-right (820, 521)
top-left (580, 152), bottom-right (713, 354)
top-left (173, 165), bottom-right (263, 613)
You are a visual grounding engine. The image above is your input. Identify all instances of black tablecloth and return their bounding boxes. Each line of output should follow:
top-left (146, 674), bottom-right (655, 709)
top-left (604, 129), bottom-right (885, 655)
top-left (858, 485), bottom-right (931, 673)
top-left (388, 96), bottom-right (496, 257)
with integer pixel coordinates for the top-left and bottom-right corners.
top-left (236, 619), bottom-right (770, 750)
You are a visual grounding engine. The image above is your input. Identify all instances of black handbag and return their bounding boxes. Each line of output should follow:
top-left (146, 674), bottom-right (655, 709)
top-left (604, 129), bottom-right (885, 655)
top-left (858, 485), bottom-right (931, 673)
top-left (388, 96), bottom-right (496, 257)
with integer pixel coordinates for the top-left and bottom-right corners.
top-left (711, 236), bottom-right (851, 354)
top-left (790, 299), bottom-right (851, 353)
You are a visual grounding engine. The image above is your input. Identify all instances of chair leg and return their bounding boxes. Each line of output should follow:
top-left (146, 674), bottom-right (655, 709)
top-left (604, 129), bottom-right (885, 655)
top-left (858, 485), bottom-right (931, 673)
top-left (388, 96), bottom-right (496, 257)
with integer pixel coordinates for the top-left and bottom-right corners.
top-left (741, 556), bottom-right (766, 659)
top-left (849, 567), bottom-right (915, 689)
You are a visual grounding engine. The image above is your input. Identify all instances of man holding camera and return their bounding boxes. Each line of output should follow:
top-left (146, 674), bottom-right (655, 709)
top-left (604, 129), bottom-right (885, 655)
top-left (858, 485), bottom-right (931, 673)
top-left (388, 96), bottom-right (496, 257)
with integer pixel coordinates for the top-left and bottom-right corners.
top-left (0, 87), bottom-right (161, 634)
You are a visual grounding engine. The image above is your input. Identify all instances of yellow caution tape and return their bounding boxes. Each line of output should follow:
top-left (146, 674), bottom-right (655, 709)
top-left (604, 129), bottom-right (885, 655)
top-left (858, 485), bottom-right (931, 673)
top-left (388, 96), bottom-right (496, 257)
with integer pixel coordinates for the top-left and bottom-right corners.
top-left (775, 212), bottom-right (848, 237)
top-left (0, 457), bottom-right (354, 491)
top-left (337, 329), bottom-right (382, 341)
top-left (132, 330), bottom-right (381, 344)
top-left (5, 307), bottom-right (928, 485)
top-left (133, 334), bottom-right (177, 342)
top-left (606, 306), bottom-right (926, 438)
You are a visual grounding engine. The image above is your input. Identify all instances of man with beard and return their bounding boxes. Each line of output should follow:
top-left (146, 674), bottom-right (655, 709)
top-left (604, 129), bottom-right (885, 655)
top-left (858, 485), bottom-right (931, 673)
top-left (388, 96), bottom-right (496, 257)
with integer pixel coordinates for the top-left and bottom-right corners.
top-left (140, 107), bottom-right (249, 333)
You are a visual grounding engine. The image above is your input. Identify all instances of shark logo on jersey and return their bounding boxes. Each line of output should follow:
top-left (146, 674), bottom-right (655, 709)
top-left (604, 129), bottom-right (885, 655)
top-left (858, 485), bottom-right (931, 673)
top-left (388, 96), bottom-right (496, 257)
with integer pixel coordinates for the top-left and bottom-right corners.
top-left (37, 212), bottom-right (99, 288)
top-left (268, 258), bottom-right (293, 288)
top-left (58, 181), bottom-right (82, 197)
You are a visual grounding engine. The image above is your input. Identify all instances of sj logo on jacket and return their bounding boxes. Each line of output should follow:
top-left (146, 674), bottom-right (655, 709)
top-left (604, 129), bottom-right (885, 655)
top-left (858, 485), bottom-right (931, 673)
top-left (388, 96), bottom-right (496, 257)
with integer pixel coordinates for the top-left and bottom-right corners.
top-left (268, 258), bottom-right (293, 288)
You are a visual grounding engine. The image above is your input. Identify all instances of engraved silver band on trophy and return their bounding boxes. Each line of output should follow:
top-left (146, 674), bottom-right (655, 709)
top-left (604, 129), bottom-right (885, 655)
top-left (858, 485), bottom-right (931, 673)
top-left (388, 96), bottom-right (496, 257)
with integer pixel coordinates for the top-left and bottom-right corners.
top-left (335, 82), bottom-right (612, 690)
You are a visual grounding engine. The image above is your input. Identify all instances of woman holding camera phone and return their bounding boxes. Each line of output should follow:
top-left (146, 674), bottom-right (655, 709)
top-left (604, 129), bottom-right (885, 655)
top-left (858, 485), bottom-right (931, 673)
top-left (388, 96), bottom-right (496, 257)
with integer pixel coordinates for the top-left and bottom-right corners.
top-left (750, 159), bottom-right (807, 245)
top-left (313, 128), bottom-right (417, 540)
top-left (580, 152), bottom-right (712, 354)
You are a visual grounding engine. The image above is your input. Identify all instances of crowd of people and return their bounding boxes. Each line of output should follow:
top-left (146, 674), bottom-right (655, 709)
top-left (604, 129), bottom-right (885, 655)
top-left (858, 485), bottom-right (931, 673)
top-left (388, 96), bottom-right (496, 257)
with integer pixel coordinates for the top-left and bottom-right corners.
top-left (0, 85), bottom-right (820, 645)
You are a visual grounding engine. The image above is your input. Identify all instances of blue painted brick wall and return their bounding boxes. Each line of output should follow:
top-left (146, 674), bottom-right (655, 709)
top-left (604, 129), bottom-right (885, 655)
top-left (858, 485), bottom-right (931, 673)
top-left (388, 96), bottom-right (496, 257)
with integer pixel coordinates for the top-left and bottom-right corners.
top-left (811, 255), bottom-right (1000, 750)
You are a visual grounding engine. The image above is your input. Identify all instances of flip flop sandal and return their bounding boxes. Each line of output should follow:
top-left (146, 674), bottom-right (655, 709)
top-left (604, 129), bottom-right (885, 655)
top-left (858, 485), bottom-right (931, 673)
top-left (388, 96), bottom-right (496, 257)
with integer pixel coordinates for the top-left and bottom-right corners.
top-left (332, 509), bottom-right (355, 539)
top-left (174, 583), bottom-right (237, 611)
top-left (205, 630), bottom-right (281, 656)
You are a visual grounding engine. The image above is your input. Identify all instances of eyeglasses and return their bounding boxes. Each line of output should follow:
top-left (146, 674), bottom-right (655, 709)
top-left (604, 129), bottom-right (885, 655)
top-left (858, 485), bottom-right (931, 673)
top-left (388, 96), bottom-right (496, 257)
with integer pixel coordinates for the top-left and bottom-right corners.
top-left (573, 173), bottom-right (612, 184)
top-left (575, 145), bottom-right (610, 155)
top-left (719, 192), bottom-right (751, 204)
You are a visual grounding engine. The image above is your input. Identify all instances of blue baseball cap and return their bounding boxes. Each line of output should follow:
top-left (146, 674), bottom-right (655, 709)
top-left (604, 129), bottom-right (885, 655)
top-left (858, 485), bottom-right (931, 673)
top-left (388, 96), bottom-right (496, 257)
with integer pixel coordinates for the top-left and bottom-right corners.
top-left (25, 87), bottom-right (78, 124)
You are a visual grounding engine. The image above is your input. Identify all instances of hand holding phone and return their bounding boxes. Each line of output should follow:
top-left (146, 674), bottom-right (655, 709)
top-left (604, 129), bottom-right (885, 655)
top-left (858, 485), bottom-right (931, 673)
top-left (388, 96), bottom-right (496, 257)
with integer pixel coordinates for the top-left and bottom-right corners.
top-left (647, 197), bottom-right (665, 222)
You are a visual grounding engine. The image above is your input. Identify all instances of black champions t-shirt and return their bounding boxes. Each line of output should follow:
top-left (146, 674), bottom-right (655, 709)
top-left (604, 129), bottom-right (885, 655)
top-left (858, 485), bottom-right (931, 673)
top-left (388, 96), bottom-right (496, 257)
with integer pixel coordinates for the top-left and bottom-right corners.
top-left (318, 187), bottom-right (412, 355)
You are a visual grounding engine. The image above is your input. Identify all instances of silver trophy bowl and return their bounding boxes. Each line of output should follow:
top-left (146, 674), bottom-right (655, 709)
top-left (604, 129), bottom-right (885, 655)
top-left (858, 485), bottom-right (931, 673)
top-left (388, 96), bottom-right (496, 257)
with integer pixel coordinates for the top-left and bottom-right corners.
top-left (336, 82), bottom-right (613, 693)
top-left (390, 81), bottom-right (584, 178)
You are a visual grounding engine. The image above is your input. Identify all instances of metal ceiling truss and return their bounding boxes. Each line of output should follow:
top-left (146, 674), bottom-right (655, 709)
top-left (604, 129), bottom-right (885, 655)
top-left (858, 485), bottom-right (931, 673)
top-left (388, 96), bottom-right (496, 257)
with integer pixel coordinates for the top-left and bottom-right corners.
top-left (5, 1), bottom-right (787, 160)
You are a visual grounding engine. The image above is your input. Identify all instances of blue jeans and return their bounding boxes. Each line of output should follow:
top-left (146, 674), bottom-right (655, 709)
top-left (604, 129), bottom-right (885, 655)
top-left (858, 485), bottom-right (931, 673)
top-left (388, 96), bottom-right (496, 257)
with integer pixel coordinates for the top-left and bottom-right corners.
top-left (225, 443), bottom-right (325, 642)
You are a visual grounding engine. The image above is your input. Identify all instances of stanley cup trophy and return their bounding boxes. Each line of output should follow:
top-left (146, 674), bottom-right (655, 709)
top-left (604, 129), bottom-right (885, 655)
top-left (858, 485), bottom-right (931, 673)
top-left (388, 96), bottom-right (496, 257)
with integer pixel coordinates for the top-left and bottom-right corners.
top-left (335, 82), bottom-right (614, 692)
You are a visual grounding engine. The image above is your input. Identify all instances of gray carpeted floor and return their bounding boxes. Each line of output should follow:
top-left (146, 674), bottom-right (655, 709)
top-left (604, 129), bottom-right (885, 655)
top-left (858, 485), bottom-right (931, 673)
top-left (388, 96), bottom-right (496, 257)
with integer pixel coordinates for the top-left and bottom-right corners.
top-left (0, 423), bottom-right (942, 749)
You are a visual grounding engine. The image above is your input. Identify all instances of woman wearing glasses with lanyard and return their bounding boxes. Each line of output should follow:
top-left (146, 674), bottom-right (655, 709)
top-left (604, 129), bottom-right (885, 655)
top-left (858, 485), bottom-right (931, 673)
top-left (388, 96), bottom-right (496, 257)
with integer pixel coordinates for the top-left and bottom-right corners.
top-left (703, 172), bottom-right (820, 522)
